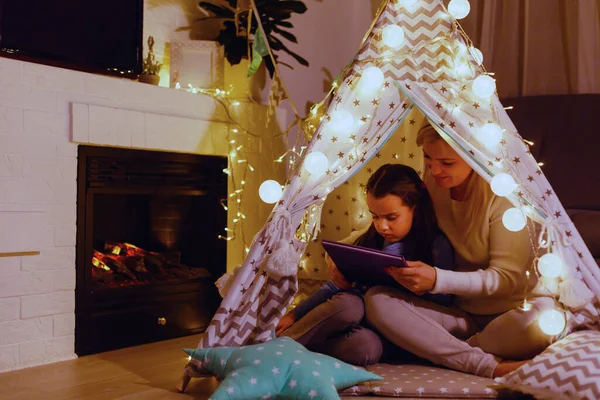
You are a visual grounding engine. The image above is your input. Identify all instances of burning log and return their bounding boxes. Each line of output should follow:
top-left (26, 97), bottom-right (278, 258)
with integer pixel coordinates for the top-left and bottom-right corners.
top-left (93, 250), bottom-right (138, 281)
top-left (91, 241), bottom-right (211, 289)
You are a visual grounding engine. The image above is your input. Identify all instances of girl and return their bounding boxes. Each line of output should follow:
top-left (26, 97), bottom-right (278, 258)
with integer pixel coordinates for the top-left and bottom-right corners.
top-left (275, 163), bottom-right (455, 366)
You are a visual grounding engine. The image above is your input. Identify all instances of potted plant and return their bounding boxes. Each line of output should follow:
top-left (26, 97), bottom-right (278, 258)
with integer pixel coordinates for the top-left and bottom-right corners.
top-left (139, 36), bottom-right (162, 85)
top-left (197, 0), bottom-right (308, 77)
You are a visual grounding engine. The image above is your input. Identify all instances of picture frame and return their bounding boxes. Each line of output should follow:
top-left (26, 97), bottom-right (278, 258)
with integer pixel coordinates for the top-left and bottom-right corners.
top-left (169, 40), bottom-right (224, 89)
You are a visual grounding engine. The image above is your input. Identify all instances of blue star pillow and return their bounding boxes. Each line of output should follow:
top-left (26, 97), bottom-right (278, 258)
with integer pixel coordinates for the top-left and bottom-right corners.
top-left (183, 336), bottom-right (382, 399)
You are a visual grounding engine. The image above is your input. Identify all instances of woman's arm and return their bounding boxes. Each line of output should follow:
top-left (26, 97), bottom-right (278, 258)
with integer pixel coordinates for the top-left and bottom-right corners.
top-left (423, 234), bottom-right (454, 305)
top-left (431, 197), bottom-right (534, 298)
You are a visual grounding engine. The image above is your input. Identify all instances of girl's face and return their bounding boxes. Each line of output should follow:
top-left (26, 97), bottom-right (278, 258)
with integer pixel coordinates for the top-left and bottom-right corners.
top-left (423, 139), bottom-right (473, 189)
top-left (366, 193), bottom-right (414, 243)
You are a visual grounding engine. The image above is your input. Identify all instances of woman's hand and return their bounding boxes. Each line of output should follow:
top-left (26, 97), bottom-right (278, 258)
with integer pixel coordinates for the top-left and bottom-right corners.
top-left (275, 313), bottom-right (296, 337)
top-left (385, 261), bottom-right (437, 294)
top-left (327, 257), bottom-right (352, 290)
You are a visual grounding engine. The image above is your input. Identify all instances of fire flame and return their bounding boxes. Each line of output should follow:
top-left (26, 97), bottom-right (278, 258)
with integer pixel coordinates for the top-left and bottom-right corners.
top-left (92, 256), bottom-right (111, 271)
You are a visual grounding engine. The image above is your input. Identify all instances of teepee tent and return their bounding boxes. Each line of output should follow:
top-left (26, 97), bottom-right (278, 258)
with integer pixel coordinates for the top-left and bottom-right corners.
top-left (185, 0), bottom-right (600, 378)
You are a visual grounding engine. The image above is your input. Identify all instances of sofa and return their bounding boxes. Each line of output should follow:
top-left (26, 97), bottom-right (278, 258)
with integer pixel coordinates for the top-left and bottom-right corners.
top-left (330, 94), bottom-right (600, 399)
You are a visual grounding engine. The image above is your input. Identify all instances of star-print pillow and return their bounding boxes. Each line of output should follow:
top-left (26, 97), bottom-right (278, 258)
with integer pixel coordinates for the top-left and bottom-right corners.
top-left (183, 336), bottom-right (382, 399)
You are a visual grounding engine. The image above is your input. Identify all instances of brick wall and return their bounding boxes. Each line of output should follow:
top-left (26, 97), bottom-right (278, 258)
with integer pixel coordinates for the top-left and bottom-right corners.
top-left (0, 1), bottom-right (285, 371)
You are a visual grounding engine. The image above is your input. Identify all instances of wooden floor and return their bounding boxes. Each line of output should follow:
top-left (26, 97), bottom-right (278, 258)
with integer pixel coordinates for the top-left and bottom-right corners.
top-left (0, 334), bottom-right (219, 400)
top-left (0, 335), bottom-right (435, 400)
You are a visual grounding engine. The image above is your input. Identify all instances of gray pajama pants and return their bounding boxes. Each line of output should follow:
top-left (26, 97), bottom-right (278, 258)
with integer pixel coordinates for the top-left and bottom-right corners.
top-left (365, 286), bottom-right (559, 378)
top-left (281, 292), bottom-right (383, 366)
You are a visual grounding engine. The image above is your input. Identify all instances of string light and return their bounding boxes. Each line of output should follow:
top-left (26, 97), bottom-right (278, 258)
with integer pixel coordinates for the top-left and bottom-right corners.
top-left (304, 151), bottom-right (329, 177)
top-left (469, 47), bottom-right (483, 65)
top-left (538, 253), bottom-right (564, 279)
top-left (476, 123), bottom-right (503, 149)
top-left (538, 309), bottom-right (566, 336)
top-left (325, 109), bottom-right (356, 138)
top-left (448, 0), bottom-right (471, 19)
top-left (490, 173), bottom-right (517, 197)
top-left (356, 67), bottom-right (385, 99)
top-left (259, 180), bottom-right (283, 204)
top-left (502, 208), bottom-right (527, 232)
top-left (382, 25), bottom-right (405, 49)
top-left (472, 75), bottom-right (496, 98)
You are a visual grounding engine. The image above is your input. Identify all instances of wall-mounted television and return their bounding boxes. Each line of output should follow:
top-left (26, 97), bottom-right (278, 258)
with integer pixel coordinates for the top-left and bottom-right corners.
top-left (0, 0), bottom-right (143, 78)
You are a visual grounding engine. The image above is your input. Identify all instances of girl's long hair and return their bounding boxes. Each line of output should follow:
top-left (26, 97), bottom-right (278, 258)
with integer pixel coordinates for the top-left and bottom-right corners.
top-left (353, 164), bottom-right (440, 265)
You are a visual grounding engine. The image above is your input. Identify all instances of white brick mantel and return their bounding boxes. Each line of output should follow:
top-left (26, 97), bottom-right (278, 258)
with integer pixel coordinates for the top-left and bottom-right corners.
top-left (0, 56), bottom-right (285, 372)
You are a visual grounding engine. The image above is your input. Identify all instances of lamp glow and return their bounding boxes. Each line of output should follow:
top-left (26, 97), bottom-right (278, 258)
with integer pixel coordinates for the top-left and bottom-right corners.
top-left (382, 25), bottom-right (405, 50)
top-left (259, 180), bottom-right (283, 204)
top-left (502, 208), bottom-right (527, 232)
top-left (470, 47), bottom-right (484, 65)
top-left (356, 67), bottom-right (385, 98)
top-left (538, 309), bottom-right (566, 336)
top-left (325, 109), bottom-right (355, 137)
top-left (448, 0), bottom-right (471, 19)
top-left (472, 75), bottom-right (496, 98)
top-left (304, 151), bottom-right (329, 177)
top-left (538, 253), bottom-right (563, 279)
top-left (477, 123), bottom-right (503, 148)
top-left (490, 173), bottom-right (517, 197)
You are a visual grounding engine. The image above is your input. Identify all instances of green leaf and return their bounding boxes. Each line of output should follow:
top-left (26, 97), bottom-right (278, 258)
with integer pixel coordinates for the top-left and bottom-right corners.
top-left (248, 28), bottom-right (269, 77)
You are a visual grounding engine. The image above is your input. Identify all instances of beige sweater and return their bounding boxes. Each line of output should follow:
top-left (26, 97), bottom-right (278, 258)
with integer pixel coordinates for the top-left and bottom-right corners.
top-left (427, 173), bottom-right (536, 315)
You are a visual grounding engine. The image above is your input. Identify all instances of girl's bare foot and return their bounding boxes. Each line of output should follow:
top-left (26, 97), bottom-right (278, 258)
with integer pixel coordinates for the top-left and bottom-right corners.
top-left (492, 360), bottom-right (529, 378)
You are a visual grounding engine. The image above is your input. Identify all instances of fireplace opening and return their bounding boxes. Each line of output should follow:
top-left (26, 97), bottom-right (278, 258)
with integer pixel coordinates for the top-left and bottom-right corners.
top-left (76, 145), bottom-right (227, 356)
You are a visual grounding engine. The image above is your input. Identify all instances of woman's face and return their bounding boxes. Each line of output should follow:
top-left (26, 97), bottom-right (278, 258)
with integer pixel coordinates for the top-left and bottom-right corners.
top-left (423, 139), bottom-right (473, 189)
top-left (366, 193), bottom-right (414, 243)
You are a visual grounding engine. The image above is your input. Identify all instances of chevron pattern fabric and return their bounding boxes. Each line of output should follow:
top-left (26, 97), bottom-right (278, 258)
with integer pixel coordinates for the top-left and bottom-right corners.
top-left (500, 330), bottom-right (600, 400)
top-left (354, 0), bottom-right (458, 84)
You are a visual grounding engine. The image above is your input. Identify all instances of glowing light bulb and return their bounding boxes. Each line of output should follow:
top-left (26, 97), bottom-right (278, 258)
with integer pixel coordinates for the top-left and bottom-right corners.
top-left (538, 253), bottom-right (563, 279)
top-left (470, 47), bottom-right (484, 65)
top-left (455, 62), bottom-right (471, 77)
top-left (502, 207), bottom-right (527, 232)
top-left (325, 109), bottom-right (355, 138)
top-left (448, 0), bottom-right (471, 19)
top-left (477, 123), bottom-right (503, 149)
top-left (258, 180), bottom-right (283, 204)
top-left (490, 173), bottom-right (517, 197)
top-left (382, 25), bottom-right (405, 50)
top-left (304, 151), bottom-right (329, 177)
top-left (538, 309), bottom-right (566, 336)
top-left (356, 67), bottom-right (385, 98)
top-left (472, 75), bottom-right (496, 98)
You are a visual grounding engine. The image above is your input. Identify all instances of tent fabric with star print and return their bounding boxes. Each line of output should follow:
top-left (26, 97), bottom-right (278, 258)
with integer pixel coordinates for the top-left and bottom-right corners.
top-left (184, 0), bottom-right (600, 381)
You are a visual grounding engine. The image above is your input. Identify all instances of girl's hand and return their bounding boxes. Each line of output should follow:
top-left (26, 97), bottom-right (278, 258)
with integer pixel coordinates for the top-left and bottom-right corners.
top-left (385, 261), bottom-right (437, 294)
top-left (327, 257), bottom-right (352, 290)
top-left (275, 313), bottom-right (296, 337)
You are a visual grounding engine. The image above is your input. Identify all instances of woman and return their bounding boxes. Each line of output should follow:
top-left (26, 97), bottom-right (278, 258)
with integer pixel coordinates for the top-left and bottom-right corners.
top-left (277, 164), bottom-right (455, 366)
top-left (364, 123), bottom-right (557, 378)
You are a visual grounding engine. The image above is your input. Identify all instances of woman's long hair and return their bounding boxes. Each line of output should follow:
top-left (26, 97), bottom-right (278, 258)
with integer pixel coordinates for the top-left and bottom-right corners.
top-left (353, 164), bottom-right (441, 265)
top-left (417, 122), bottom-right (494, 248)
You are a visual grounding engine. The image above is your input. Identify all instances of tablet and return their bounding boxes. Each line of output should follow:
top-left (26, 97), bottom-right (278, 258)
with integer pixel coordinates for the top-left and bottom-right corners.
top-left (321, 239), bottom-right (407, 288)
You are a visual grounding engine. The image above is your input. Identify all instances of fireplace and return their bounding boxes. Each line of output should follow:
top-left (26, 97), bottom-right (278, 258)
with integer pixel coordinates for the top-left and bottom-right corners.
top-left (75, 145), bottom-right (227, 356)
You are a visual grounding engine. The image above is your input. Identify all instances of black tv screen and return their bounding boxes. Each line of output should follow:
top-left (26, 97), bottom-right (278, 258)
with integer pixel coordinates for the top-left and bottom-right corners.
top-left (0, 0), bottom-right (143, 78)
